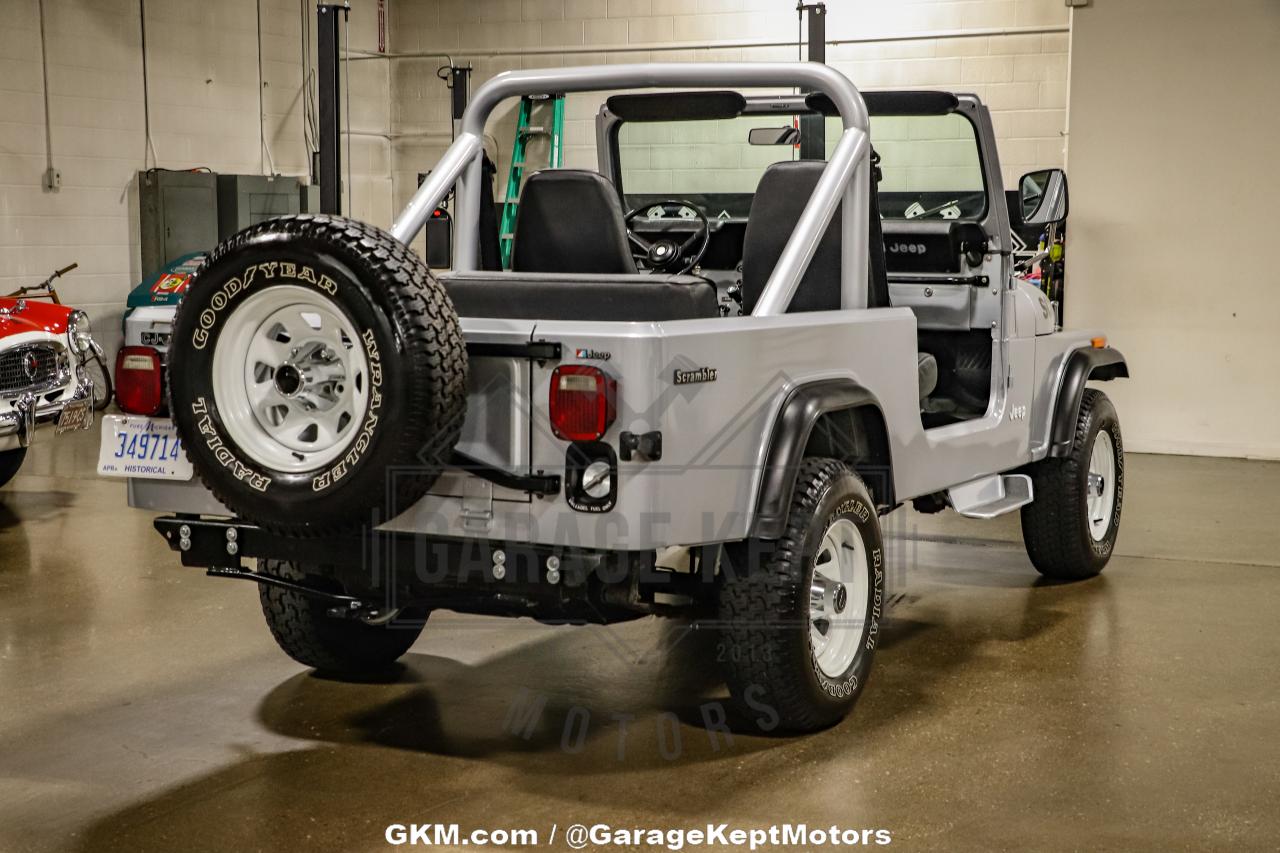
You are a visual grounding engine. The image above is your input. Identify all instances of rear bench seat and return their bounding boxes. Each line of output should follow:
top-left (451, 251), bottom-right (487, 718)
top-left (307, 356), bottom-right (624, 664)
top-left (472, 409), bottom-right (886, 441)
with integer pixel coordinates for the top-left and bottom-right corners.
top-left (440, 271), bottom-right (719, 322)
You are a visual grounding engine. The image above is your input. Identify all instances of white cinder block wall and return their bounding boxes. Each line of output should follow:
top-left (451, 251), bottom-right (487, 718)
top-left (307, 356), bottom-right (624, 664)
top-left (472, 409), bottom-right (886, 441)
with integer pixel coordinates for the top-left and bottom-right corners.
top-left (388, 0), bottom-right (1071, 226)
top-left (0, 0), bottom-right (393, 360)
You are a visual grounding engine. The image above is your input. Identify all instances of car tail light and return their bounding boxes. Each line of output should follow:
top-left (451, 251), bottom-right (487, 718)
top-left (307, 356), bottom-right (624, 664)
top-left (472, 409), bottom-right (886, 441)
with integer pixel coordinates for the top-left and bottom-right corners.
top-left (549, 365), bottom-right (616, 441)
top-left (115, 346), bottom-right (164, 415)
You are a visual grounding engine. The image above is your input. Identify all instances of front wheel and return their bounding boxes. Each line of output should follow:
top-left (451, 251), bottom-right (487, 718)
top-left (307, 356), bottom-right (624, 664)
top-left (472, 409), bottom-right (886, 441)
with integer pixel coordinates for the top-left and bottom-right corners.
top-left (83, 351), bottom-right (113, 411)
top-left (258, 559), bottom-right (426, 675)
top-left (717, 458), bottom-right (885, 732)
top-left (1021, 388), bottom-right (1124, 580)
top-left (0, 448), bottom-right (26, 489)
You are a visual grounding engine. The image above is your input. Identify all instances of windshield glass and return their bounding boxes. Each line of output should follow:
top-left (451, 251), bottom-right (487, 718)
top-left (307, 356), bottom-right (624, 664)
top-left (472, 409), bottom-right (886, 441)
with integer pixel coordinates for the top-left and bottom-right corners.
top-left (616, 110), bottom-right (987, 221)
top-left (617, 115), bottom-right (786, 219)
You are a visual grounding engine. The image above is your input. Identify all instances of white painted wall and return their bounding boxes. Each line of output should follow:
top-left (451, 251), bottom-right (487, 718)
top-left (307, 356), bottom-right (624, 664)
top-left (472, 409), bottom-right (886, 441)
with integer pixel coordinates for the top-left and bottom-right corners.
top-left (1066, 0), bottom-right (1280, 459)
top-left (388, 0), bottom-right (1073, 233)
top-left (0, 0), bottom-right (392, 360)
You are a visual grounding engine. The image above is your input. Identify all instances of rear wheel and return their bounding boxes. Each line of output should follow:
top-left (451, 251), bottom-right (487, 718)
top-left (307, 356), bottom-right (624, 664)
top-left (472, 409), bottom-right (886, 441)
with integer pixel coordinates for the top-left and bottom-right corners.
top-left (0, 448), bottom-right (26, 488)
top-left (717, 458), bottom-right (885, 732)
top-left (257, 559), bottom-right (425, 675)
top-left (1021, 388), bottom-right (1124, 579)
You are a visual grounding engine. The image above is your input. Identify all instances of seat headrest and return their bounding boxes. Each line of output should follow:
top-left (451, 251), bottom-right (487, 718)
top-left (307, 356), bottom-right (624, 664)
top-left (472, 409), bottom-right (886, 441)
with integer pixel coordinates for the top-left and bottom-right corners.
top-left (511, 170), bottom-right (637, 275)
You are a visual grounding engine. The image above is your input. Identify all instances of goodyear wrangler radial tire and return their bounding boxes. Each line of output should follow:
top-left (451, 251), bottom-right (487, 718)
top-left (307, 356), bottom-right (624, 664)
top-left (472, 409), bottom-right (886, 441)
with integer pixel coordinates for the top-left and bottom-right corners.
top-left (168, 214), bottom-right (467, 536)
top-left (718, 458), bottom-right (885, 733)
top-left (1020, 388), bottom-right (1124, 580)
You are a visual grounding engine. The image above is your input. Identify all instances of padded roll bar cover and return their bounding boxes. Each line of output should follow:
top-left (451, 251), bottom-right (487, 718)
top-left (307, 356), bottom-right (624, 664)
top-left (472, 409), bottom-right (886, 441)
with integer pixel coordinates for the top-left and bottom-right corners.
top-left (606, 90), bottom-right (747, 122)
top-left (807, 90), bottom-right (960, 117)
top-left (750, 379), bottom-right (891, 540)
top-left (1049, 346), bottom-right (1129, 457)
top-left (511, 170), bottom-right (638, 275)
top-left (440, 272), bottom-right (719, 321)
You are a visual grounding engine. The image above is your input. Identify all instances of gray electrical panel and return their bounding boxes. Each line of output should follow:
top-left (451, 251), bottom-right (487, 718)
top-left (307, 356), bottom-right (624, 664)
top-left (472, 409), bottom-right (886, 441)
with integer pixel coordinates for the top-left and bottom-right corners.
top-left (217, 175), bottom-right (318, 238)
top-left (299, 183), bottom-right (319, 217)
top-left (138, 169), bottom-right (218, 278)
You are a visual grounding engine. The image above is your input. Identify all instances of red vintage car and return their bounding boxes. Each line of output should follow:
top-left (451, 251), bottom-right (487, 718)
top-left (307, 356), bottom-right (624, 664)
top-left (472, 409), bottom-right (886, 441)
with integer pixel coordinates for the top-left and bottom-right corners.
top-left (0, 264), bottom-right (103, 488)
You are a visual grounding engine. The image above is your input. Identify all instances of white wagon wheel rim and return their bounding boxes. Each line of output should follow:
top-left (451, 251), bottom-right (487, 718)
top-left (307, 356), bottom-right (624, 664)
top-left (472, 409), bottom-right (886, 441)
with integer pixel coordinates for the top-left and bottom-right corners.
top-left (809, 517), bottom-right (871, 678)
top-left (1086, 429), bottom-right (1117, 542)
top-left (211, 285), bottom-right (370, 473)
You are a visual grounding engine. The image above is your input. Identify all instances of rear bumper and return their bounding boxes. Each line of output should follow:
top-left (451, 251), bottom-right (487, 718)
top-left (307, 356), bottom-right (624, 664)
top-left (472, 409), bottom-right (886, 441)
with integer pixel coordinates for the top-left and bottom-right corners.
top-left (152, 514), bottom-right (696, 623)
top-left (0, 376), bottom-right (94, 452)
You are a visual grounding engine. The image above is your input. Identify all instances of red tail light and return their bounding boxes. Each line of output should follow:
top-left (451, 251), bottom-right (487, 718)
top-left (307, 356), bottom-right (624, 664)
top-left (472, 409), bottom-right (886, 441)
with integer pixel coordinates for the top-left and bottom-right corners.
top-left (115, 346), bottom-right (164, 415)
top-left (549, 365), bottom-right (616, 441)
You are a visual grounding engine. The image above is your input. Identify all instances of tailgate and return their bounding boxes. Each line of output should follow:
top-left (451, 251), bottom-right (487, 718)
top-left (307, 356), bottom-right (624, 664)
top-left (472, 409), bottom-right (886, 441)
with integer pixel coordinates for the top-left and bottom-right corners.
top-left (428, 319), bottom-right (539, 503)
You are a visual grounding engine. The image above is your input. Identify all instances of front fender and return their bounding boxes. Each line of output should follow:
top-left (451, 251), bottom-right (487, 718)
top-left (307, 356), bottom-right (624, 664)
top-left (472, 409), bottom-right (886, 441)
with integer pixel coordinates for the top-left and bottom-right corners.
top-left (1048, 346), bottom-right (1129, 457)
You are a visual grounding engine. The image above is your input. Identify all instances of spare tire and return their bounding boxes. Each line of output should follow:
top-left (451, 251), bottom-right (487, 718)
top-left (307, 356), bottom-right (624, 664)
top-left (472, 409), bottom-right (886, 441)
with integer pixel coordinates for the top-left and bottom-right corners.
top-left (169, 214), bottom-right (467, 535)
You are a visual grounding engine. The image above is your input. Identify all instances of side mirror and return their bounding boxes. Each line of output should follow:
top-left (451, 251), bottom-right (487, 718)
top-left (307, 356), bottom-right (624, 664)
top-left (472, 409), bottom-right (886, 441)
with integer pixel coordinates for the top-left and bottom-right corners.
top-left (1019, 168), bottom-right (1068, 226)
top-left (748, 126), bottom-right (801, 146)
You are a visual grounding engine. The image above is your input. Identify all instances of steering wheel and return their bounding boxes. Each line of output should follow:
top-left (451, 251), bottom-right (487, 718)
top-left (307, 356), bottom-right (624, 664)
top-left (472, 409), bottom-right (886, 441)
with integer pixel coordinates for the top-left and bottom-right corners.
top-left (623, 200), bottom-right (710, 275)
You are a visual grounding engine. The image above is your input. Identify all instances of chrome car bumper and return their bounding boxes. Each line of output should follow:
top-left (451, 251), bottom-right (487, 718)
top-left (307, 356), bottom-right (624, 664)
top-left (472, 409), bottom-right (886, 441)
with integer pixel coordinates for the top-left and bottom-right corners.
top-left (0, 376), bottom-right (94, 451)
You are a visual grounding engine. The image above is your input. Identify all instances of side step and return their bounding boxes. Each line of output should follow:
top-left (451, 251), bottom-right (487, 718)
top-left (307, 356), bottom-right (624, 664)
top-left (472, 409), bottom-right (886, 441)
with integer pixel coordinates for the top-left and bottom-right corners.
top-left (948, 474), bottom-right (1033, 519)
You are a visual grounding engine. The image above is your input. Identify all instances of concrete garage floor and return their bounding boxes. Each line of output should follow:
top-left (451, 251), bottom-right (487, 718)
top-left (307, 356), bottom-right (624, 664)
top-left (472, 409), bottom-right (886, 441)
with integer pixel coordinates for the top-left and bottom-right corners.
top-left (2, 429), bottom-right (1279, 852)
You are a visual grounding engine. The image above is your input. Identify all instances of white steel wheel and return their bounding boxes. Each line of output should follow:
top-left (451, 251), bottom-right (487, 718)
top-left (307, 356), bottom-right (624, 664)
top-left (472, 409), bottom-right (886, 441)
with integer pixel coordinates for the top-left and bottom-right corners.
top-left (809, 518), bottom-right (871, 679)
top-left (211, 285), bottom-right (370, 473)
top-left (1086, 429), bottom-right (1117, 542)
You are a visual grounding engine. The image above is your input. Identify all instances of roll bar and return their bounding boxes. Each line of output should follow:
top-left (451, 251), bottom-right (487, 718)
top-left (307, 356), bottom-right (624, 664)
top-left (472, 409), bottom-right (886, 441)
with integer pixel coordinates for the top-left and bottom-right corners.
top-left (391, 62), bottom-right (871, 314)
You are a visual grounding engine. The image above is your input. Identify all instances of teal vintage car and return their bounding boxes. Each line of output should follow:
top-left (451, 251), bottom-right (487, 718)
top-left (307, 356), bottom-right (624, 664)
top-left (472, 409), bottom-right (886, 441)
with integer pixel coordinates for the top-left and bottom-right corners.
top-left (116, 253), bottom-right (205, 414)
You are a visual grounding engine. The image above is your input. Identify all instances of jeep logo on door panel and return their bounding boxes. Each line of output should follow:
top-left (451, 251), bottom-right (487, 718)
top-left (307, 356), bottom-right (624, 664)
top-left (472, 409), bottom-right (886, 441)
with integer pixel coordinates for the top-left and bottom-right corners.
top-left (887, 242), bottom-right (927, 255)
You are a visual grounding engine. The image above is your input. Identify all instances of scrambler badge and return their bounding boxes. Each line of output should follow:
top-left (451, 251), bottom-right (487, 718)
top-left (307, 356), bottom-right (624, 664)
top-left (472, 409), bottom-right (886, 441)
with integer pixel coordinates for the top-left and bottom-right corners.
top-left (673, 366), bottom-right (717, 385)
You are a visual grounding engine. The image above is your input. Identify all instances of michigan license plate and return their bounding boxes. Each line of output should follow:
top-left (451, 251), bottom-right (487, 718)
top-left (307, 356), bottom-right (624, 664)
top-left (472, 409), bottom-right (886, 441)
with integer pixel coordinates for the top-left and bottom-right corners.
top-left (97, 415), bottom-right (193, 481)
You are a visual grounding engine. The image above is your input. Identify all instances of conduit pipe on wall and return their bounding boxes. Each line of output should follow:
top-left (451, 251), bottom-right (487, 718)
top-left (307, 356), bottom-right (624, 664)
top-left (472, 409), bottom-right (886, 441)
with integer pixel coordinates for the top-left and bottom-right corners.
top-left (345, 24), bottom-right (1069, 61)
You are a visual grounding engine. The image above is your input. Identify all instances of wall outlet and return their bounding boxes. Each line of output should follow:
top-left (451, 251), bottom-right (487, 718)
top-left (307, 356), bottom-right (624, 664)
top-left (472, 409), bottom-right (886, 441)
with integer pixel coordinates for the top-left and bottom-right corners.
top-left (42, 167), bottom-right (61, 191)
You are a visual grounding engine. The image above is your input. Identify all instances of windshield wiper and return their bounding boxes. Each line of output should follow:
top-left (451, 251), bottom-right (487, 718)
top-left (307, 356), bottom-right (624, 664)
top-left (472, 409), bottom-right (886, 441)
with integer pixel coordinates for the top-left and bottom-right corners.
top-left (905, 198), bottom-right (961, 220)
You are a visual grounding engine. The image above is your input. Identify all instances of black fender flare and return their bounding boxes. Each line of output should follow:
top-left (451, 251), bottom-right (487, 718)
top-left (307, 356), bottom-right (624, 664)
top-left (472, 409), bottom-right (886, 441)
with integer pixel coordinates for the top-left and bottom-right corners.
top-left (750, 379), bottom-right (891, 540)
top-left (1048, 346), bottom-right (1129, 457)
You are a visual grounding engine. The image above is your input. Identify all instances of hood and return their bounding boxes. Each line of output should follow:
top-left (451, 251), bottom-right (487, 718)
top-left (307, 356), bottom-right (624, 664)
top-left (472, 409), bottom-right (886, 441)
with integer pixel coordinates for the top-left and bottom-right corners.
top-left (127, 253), bottom-right (206, 310)
top-left (0, 297), bottom-right (73, 337)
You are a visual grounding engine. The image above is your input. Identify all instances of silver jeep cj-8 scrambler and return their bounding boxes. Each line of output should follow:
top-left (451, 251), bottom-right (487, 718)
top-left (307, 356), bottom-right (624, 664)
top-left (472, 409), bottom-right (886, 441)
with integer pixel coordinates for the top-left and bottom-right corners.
top-left (134, 63), bottom-right (1128, 733)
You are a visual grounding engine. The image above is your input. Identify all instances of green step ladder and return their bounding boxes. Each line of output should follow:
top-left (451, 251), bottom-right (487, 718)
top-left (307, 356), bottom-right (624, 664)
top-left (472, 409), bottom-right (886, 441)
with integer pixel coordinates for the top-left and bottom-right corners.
top-left (499, 93), bottom-right (565, 269)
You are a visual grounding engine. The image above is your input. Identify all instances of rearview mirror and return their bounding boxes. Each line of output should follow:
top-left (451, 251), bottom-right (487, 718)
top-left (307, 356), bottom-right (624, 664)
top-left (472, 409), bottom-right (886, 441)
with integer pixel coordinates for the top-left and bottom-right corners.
top-left (1019, 168), bottom-right (1069, 227)
top-left (748, 126), bottom-right (800, 146)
